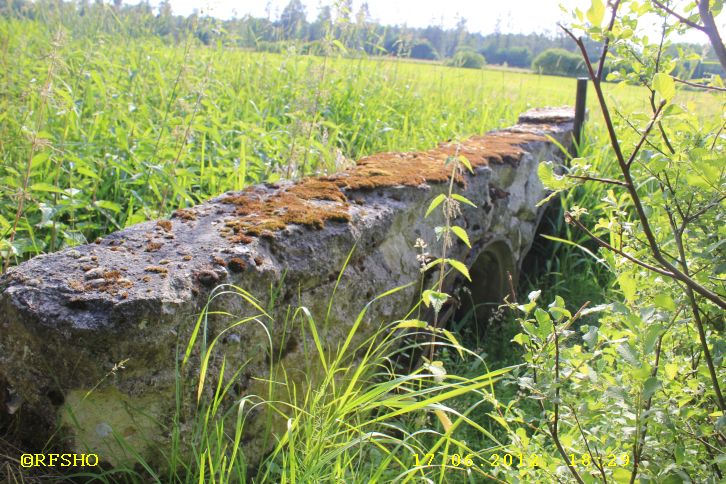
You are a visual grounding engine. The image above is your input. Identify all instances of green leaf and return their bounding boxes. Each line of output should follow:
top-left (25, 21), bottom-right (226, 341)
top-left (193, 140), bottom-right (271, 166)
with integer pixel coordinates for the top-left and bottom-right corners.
top-left (517, 290), bottom-right (540, 314)
top-left (424, 258), bottom-right (443, 272)
top-left (30, 151), bottom-right (50, 170)
top-left (548, 295), bottom-right (571, 322)
top-left (450, 193), bottom-right (476, 208)
top-left (425, 194), bottom-right (446, 217)
top-left (29, 182), bottom-right (64, 194)
top-left (94, 200), bottom-right (122, 213)
top-left (664, 363), bottom-right (678, 381)
top-left (450, 226), bottom-right (471, 248)
top-left (612, 468), bottom-right (631, 482)
top-left (617, 272), bottom-right (637, 303)
top-left (587, 0), bottom-right (605, 26)
top-left (534, 307), bottom-right (551, 326)
top-left (582, 325), bottom-right (598, 347)
top-left (395, 319), bottom-right (427, 329)
top-left (446, 259), bottom-right (471, 281)
top-left (632, 362), bottom-right (652, 381)
top-left (617, 342), bottom-right (639, 366)
top-left (332, 39), bottom-right (348, 55)
top-left (643, 324), bottom-right (663, 354)
top-left (422, 290), bottom-right (448, 314)
top-left (643, 377), bottom-right (661, 399)
top-left (512, 333), bottom-right (530, 346)
top-left (457, 155), bottom-right (473, 173)
top-left (538, 161), bottom-right (571, 190)
top-left (653, 73), bottom-right (675, 101)
top-left (442, 329), bottom-right (465, 357)
top-left (75, 166), bottom-right (100, 180)
top-left (654, 293), bottom-right (676, 311)
top-left (534, 308), bottom-right (553, 339)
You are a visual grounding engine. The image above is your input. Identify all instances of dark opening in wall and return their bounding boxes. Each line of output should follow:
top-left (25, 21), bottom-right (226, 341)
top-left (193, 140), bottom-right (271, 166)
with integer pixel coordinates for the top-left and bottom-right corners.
top-left (455, 240), bottom-right (515, 334)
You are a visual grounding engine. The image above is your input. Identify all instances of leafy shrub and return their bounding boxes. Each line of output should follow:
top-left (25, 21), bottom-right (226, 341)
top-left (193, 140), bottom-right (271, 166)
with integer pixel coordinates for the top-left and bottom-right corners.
top-left (447, 50), bottom-right (486, 69)
top-left (409, 39), bottom-right (438, 60)
top-left (481, 46), bottom-right (532, 68)
top-left (531, 48), bottom-right (586, 77)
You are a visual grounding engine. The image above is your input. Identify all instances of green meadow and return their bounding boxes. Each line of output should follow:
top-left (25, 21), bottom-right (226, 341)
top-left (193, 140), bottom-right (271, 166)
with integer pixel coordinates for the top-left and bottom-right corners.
top-left (2, 16), bottom-right (720, 265)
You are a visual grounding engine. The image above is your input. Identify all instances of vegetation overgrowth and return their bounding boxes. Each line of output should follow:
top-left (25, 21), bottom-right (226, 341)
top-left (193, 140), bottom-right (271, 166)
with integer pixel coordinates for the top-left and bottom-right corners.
top-left (1, 0), bottom-right (725, 483)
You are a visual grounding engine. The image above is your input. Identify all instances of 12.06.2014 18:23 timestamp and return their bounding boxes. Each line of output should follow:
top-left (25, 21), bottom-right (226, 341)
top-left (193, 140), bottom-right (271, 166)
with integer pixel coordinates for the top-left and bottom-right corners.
top-left (412, 452), bottom-right (630, 469)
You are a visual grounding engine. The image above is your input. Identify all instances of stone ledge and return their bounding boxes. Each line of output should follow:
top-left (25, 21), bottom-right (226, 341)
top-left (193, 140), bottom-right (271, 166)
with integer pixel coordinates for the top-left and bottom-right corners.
top-left (0, 107), bottom-right (574, 469)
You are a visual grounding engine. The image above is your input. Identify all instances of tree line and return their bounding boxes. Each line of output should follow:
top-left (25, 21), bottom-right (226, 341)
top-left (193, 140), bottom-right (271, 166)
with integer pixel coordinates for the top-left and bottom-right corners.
top-left (2, 0), bottom-right (723, 78)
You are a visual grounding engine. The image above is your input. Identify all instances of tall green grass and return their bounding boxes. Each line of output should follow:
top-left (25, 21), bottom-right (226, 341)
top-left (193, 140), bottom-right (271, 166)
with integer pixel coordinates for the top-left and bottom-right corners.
top-left (50, 279), bottom-right (515, 483)
top-left (1, 12), bottom-right (718, 269)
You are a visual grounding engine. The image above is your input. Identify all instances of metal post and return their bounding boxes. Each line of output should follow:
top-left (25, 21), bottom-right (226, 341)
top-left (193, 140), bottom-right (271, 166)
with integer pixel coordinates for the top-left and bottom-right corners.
top-left (572, 77), bottom-right (588, 156)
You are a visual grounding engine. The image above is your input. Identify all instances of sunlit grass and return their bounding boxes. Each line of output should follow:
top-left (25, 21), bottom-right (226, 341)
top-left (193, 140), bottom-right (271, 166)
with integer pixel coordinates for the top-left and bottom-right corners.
top-left (1, 14), bottom-right (720, 269)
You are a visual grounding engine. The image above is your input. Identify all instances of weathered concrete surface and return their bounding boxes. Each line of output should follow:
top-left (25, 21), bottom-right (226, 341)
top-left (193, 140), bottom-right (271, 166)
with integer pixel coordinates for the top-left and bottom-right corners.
top-left (0, 108), bottom-right (574, 468)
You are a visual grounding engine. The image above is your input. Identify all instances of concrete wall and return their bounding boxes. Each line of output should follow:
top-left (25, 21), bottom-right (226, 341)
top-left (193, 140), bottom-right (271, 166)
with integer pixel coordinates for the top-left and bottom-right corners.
top-left (0, 107), bottom-right (573, 468)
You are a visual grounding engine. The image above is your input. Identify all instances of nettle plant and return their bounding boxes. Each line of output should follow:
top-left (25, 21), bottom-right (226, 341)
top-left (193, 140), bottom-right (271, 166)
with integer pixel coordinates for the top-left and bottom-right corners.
top-left (505, 1), bottom-right (725, 482)
top-left (419, 152), bottom-right (476, 359)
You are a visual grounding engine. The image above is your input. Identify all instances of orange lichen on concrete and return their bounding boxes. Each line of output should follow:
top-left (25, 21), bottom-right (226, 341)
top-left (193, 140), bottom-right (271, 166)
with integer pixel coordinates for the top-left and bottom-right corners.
top-left (220, 130), bottom-right (546, 242)
top-left (172, 208), bottom-right (197, 221)
top-left (145, 241), bottom-right (163, 252)
top-left (228, 258), bottom-right (247, 273)
top-left (144, 266), bottom-right (168, 275)
top-left (327, 151), bottom-right (454, 191)
top-left (68, 269), bottom-right (133, 295)
top-left (222, 180), bottom-right (351, 239)
top-left (156, 220), bottom-right (173, 232)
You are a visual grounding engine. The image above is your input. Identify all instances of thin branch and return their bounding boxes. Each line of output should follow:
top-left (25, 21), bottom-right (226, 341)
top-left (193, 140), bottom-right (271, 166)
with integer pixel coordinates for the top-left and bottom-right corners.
top-left (568, 402), bottom-right (608, 482)
top-left (627, 100), bottom-right (666, 167)
top-left (596, 0), bottom-right (622, 82)
top-left (616, 109), bottom-right (669, 158)
top-left (566, 174), bottom-right (629, 186)
top-left (651, 0), bottom-right (705, 31)
top-left (684, 194), bottom-right (726, 224)
top-left (549, 321), bottom-right (586, 484)
top-left (673, 76), bottom-right (726, 92)
top-left (670, 212), bottom-right (726, 410)
top-left (698, 0), bottom-right (726, 70)
top-left (650, 16), bottom-right (677, 155)
top-left (565, 212), bottom-right (675, 278)
top-left (630, 329), bottom-right (668, 483)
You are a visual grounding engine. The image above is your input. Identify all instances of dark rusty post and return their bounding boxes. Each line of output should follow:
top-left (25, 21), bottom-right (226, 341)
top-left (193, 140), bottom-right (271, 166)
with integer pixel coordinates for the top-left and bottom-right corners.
top-left (572, 77), bottom-right (588, 156)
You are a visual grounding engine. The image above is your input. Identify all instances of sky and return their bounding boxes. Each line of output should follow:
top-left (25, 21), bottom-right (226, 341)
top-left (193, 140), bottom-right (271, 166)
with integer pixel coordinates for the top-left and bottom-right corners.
top-left (139, 0), bottom-right (721, 43)
top-left (157, 0), bottom-right (584, 36)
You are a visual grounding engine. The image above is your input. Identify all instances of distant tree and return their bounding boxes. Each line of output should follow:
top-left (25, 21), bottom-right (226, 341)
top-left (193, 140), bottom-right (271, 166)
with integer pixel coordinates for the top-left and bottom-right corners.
top-left (452, 16), bottom-right (468, 55)
top-left (531, 48), bottom-right (586, 77)
top-left (448, 49), bottom-right (486, 69)
top-left (480, 46), bottom-right (532, 67)
top-left (503, 46), bottom-right (531, 67)
top-left (158, 0), bottom-right (171, 17)
top-left (420, 25), bottom-right (444, 57)
top-left (410, 39), bottom-right (438, 60)
top-left (355, 2), bottom-right (370, 24)
top-left (279, 0), bottom-right (306, 39)
top-left (334, 0), bottom-right (352, 23)
top-left (309, 5), bottom-right (332, 41)
top-left (352, 2), bottom-right (371, 51)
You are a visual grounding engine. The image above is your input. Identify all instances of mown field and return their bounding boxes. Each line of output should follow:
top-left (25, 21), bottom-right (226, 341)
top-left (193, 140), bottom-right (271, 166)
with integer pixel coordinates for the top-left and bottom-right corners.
top-left (2, 6), bottom-right (725, 483)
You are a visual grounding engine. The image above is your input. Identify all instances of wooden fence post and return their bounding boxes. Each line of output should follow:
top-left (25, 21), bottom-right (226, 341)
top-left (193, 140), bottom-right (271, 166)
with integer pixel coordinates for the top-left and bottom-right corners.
top-left (572, 77), bottom-right (588, 156)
